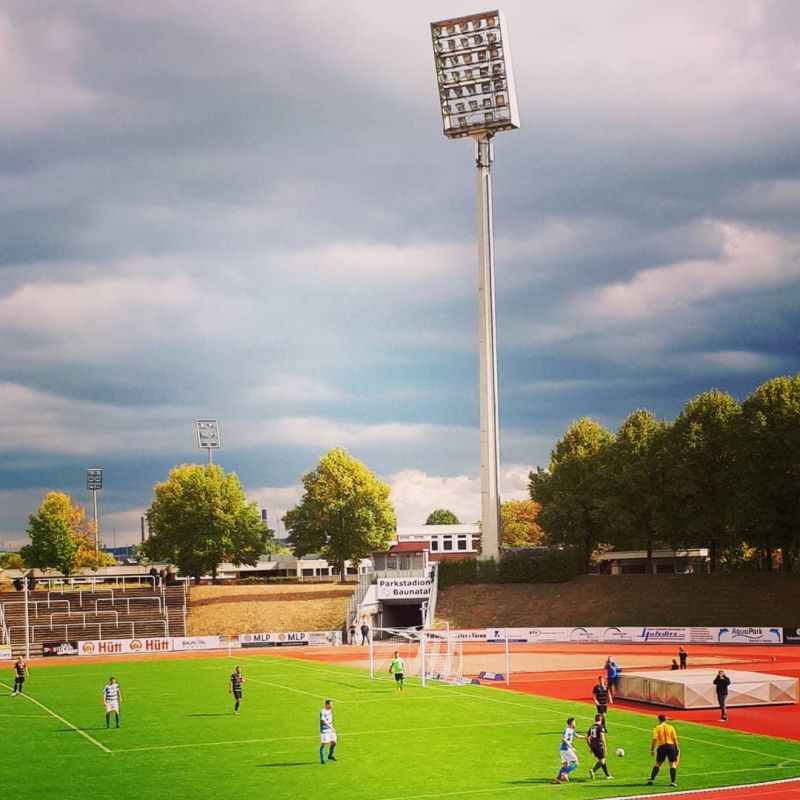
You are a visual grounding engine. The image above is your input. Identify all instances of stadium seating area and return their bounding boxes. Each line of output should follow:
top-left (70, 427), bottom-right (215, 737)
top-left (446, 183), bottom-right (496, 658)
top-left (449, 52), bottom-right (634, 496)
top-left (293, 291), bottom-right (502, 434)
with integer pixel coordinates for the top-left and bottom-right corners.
top-left (1, 580), bottom-right (187, 657)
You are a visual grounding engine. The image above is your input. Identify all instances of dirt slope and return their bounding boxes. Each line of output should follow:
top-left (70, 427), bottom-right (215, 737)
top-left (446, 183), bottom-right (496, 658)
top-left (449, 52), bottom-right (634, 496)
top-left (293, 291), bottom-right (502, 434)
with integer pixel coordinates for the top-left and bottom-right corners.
top-left (187, 583), bottom-right (354, 634)
top-left (435, 574), bottom-right (800, 628)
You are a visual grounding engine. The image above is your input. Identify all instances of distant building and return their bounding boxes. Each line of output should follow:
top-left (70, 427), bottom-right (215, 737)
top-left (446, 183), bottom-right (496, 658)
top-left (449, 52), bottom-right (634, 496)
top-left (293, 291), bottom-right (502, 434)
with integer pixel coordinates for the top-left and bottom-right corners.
top-left (396, 524), bottom-right (479, 561)
top-left (594, 548), bottom-right (710, 575)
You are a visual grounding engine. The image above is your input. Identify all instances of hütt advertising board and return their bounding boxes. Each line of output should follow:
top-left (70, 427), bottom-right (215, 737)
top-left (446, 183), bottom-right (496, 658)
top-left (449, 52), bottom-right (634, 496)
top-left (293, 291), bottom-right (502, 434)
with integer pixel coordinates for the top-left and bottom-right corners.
top-left (78, 637), bottom-right (172, 656)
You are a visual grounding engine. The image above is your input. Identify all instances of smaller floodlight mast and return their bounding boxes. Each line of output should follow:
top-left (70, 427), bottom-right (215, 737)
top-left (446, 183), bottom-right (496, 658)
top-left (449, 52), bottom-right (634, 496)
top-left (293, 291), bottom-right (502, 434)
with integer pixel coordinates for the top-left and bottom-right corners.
top-left (196, 419), bottom-right (221, 465)
top-left (430, 10), bottom-right (519, 562)
top-left (86, 468), bottom-right (103, 558)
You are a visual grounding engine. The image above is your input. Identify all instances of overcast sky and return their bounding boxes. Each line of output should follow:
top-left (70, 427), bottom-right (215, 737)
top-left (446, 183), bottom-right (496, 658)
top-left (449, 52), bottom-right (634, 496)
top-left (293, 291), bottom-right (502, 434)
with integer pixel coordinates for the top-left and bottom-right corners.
top-left (1, 0), bottom-right (798, 549)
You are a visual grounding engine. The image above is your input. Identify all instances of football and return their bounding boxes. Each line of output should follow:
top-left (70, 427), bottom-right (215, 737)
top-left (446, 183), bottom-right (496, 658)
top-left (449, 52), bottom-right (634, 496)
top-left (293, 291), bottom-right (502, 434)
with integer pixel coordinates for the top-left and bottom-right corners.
top-left (615, 748), bottom-right (625, 757)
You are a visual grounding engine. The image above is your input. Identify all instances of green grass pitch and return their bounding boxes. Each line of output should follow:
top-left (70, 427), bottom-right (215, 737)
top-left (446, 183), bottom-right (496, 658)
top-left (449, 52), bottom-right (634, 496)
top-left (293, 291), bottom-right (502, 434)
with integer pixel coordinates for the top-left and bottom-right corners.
top-left (2, 654), bottom-right (799, 799)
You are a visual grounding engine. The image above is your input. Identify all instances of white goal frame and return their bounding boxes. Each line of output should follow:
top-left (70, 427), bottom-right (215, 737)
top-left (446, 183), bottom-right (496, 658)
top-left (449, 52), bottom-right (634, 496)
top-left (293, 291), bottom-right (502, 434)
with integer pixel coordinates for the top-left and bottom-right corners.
top-left (368, 627), bottom-right (467, 687)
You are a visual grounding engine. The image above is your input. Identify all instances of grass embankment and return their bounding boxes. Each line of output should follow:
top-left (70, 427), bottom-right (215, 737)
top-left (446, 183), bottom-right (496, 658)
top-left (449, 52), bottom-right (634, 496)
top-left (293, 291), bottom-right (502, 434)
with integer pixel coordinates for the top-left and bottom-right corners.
top-left (187, 582), bottom-right (354, 634)
top-left (436, 574), bottom-right (800, 628)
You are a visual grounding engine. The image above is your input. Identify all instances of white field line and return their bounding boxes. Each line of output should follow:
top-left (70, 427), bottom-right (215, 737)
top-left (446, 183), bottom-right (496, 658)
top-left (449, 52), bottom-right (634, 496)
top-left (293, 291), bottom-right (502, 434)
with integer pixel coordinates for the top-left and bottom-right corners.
top-left (112, 718), bottom-right (531, 754)
top-left (375, 773), bottom-right (800, 800)
top-left (244, 675), bottom-right (346, 704)
top-left (0, 681), bottom-right (111, 754)
top-left (439, 685), bottom-right (800, 764)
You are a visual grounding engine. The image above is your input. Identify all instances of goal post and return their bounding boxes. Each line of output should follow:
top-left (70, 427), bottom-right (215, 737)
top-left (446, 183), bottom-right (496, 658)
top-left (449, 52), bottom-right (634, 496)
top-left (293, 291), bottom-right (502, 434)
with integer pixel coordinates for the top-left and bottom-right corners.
top-left (369, 628), bottom-right (467, 687)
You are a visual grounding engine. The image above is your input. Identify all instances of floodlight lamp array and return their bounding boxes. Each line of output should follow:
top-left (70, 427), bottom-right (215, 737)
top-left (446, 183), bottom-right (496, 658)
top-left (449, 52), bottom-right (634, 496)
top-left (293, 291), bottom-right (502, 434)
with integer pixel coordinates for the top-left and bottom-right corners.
top-left (196, 418), bottom-right (221, 449)
top-left (431, 9), bottom-right (520, 139)
top-left (86, 468), bottom-right (103, 491)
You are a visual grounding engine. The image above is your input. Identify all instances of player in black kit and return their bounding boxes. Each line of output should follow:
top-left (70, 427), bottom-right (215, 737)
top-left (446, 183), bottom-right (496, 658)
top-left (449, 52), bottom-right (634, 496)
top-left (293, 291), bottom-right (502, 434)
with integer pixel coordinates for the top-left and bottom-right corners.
top-left (587, 713), bottom-right (614, 780)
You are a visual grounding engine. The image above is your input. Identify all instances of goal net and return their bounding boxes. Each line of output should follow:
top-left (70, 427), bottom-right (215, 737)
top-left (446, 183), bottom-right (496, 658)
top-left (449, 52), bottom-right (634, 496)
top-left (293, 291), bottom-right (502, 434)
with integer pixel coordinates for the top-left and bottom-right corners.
top-left (369, 628), bottom-right (467, 686)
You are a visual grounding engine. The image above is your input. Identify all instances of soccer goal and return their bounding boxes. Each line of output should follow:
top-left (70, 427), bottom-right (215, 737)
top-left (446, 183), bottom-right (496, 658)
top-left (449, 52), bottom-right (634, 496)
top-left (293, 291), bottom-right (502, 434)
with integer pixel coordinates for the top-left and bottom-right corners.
top-left (369, 628), bottom-right (467, 687)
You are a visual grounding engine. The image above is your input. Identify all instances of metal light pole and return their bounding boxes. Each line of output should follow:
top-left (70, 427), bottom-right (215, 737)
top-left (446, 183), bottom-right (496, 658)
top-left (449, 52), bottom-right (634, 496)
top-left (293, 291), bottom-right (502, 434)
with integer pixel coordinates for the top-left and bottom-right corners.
top-left (430, 10), bottom-right (520, 561)
top-left (86, 468), bottom-right (103, 559)
top-left (196, 419), bottom-right (221, 466)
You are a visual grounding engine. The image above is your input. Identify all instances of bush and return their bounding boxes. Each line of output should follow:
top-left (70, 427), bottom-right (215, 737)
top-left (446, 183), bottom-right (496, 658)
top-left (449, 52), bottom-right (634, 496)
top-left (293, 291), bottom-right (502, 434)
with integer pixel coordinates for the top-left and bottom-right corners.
top-left (437, 548), bottom-right (582, 589)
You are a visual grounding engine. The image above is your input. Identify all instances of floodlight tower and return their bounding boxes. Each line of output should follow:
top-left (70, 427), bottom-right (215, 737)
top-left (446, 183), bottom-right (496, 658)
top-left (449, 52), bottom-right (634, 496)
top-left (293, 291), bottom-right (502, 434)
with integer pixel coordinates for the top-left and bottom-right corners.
top-left (430, 10), bottom-right (520, 561)
top-left (86, 468), bottom-right (103, 558)
top-left (196, 419), bottom-right (221, 465)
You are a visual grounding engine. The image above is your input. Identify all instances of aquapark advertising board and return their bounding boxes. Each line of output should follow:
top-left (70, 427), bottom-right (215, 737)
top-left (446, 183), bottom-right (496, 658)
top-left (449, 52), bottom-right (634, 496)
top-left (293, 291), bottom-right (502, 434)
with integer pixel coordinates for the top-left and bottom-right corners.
top-left (78, 637), bottom-right (173, 656)
top-left (481, 627), bottom-right (784, 645)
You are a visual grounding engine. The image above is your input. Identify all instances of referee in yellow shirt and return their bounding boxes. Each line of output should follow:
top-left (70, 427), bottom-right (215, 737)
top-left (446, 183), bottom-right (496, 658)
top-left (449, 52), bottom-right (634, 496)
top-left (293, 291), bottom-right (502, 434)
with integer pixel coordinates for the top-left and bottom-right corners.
top-left (647, 713), bottom-right (680, 787)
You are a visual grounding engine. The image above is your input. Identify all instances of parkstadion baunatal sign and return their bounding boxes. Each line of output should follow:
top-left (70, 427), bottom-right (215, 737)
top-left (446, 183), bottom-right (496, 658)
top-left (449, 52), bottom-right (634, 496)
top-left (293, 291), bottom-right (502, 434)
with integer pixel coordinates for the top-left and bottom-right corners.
top-left (376, 577), bottom-right (432, 600)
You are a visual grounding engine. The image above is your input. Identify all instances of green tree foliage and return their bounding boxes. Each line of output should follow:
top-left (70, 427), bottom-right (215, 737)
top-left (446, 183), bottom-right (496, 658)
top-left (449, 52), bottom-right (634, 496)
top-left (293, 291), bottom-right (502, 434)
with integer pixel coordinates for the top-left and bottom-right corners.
top-left (604, 410), bottom-right (672, 570)
top-left (283, 448), bottom-right (395, 580)
top-left (526, 374), bottom-right (800, 575)
top-left (500, 500), bottom-right (544, 548)
top-left (0, 552), bottom-right (25, 569)
top-left (425, 508), bottom-right (461, 525)
top-left (21, 492), bottom-right (84, 574)
top-left (669, 390), bottom-right (742, 572)
top-left (738, 375), bottom-right (800, 572)
top-left (144, 464), bottom-right (266, 583)
top-left (529, 417), bottom-right (613, 570)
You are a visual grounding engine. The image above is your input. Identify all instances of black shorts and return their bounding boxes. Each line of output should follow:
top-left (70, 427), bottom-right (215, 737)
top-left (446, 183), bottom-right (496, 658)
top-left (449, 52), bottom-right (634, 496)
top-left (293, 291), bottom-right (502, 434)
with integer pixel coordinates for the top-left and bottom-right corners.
top-left (596, 703), bottom-right (608, 715)
top-left (15, 676), bottom-right (25, 685)
top-left (233, 689), bottom-right (242, 698)
top-left (394, 672), bottom-right (404, 682)
top-left (590, 745), bottom-right (606, 760)
top-left (655, 744), bottom-right (678, 764)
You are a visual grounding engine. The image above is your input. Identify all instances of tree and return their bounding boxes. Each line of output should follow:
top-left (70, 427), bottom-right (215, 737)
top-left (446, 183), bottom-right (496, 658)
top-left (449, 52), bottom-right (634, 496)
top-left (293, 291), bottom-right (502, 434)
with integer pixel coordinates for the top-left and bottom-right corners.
top-left (738, 375), bottom-right (800, 572)
top-left (20, 492), bottom-right (117, 574)
top-left (425, 508), bottom-right (461, 525)
top-left (21, 492), bottom-right (84, 574)
top-left (529, 418), bottom-right (614, 570)
top-left (0, 552), bottom-right (25, 570)
top-left (604, 410), bottom-right (672, 572)
top-left (283, 448), bottom-right (396, 581)
top-left (143, 464), bottom-right (267, 583)
top-left (669, 390), bottom-right (742, 572)
top-left (500, 500), bottom-right (544, 548)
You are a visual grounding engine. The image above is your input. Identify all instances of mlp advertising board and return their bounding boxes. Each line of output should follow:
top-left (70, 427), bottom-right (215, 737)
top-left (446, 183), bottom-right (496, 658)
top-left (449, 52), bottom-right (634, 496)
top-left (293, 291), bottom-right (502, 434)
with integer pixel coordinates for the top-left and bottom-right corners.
top-left (376, 577), bottom-right (432, 600)
top-left (240, 631), bottom-right (341, 649)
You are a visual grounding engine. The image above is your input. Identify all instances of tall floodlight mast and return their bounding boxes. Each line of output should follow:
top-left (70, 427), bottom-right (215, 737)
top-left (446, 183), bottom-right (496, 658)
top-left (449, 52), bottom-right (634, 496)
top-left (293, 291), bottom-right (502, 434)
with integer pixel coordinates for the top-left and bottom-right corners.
top-left (430, 10), bottom-right (520, 560)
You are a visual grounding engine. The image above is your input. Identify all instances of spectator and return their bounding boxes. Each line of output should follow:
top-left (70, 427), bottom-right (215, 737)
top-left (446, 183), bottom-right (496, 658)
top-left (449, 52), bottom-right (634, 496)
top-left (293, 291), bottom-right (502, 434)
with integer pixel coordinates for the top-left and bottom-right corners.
top-left (360, 620), bottom-right (370, 646)
top-left (349, 623), bottom-right (357, 645)
top-left (604, 657), bottom-right (619, 698)
top-left (713, 669), bottom-right (731, 721)
top-left (678, 647), bottom-right (687, 670)
top-left (670, 659), bottom-right (679, 671)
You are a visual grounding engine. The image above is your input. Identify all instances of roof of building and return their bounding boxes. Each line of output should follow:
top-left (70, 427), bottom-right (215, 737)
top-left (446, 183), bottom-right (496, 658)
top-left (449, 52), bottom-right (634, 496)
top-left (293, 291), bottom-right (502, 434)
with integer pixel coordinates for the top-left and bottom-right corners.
top-left (387, 542), bottom-right (430, 553)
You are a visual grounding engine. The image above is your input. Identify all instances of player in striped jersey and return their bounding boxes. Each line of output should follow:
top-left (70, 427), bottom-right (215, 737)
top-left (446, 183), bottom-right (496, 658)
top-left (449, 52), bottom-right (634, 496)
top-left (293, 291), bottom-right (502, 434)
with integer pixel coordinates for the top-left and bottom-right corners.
top-left (229, 666), bottom-right (244, 715)
top-left (102, 676), bottom-right (123, 728)
top-left (319, 699), bottom-right (337, 764)
top-left (11, 657), bottom-right (29, 696)
top-left (553, 717), bottom-right (584, 784)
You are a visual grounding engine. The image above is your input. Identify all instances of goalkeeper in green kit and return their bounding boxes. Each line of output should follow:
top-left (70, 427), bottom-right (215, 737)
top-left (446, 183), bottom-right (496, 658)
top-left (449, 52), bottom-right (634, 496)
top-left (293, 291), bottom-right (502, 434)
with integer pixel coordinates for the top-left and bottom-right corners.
top-left (389, 651), bottom-right (406, 692)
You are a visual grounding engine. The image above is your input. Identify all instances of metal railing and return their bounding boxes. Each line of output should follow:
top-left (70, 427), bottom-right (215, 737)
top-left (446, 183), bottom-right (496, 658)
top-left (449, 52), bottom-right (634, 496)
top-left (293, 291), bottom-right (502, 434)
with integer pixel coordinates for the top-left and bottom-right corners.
top-left (346, 570), bottom-right (374, 638)
top-left (3, 599), bottom-right (70, 617)
top-left (49, 610), bottom-right (119, 630)
top-left (94, 595), bottom-right (162, 614)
